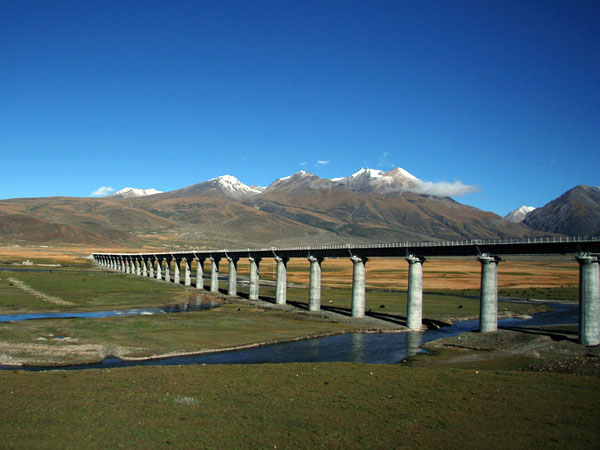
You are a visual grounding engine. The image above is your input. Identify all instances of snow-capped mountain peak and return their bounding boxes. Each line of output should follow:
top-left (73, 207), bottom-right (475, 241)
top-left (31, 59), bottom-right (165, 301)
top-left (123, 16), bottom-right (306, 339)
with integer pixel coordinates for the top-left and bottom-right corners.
top-left (108, 187), bottom-right (163, 198)
top-left (504, 205), bottom-right (536, 222)
top-left (332, 167), bottom-right (421, 194)
top-left (209, 175), bottom-right (265, 200)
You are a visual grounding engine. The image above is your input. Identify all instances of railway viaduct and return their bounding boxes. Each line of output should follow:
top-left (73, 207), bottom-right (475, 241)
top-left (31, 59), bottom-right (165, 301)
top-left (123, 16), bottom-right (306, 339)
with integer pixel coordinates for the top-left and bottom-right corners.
top-left (93, 236), bottom-right (600, 346)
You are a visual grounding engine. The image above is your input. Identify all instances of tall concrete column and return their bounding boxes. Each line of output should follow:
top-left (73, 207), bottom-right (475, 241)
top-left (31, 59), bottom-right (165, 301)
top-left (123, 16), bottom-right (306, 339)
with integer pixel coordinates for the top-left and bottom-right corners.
top-left (227, 256), bottom-right (238, 296)
top-left (248, 257), bottom-right (261, 300)
top-left (478, 255), bottom-right (501, 333)
top-left (155, 258), bottom-right (162, 280)
top-left (173, 259), bottom-right (181, 284)
top-left (577, 254), bottom-right (600, 346)
top-left (351, 255), bottom-right (368, 318)
top-left (195, 258), bottom-right (205, 289)
top-left (135, 258), bottom-right (141, 276)
top-left (164, 258), bottom-right (171, 283)
top-left (274, 256), bottom-right (289, 305)
top-left (184, 258), bottom-right (192, 286)
top-left (141, 258), bottom-right (147, 277)
top-left (210, 256), bottom-right (221, 293)
top-left (406, 255), bottom-right (426, 330)
top-left (126, 258), bottom-right (132, 274)
top-left (148, 258), bottom-right (155, 278)
top-left (308, 255), bottom-right (323, 311)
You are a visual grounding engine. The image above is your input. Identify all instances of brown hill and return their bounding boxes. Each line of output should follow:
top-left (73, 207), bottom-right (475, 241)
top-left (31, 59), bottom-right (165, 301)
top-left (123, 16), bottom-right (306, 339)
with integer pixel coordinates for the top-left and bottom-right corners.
top-left (0, 197), bottom-right (175, 246)
top-left (524, 185), bottom-right (600, 235)
top-left (251, 188), bottom-right (535, 242)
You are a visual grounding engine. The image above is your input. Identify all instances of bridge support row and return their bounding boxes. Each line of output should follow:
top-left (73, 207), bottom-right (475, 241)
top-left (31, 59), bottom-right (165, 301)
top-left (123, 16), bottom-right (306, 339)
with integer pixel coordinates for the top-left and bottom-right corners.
top-left (95, 251), bottom-right (600, 345)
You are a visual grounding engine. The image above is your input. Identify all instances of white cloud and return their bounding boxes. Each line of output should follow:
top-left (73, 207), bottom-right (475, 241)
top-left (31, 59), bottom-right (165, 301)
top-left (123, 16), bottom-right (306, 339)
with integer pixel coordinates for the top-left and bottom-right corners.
top-left (409, 180), bottom-right (480, 197)
top-left (91, 186), bottom-right (115, 197)
top-left (299, 162), bottom-right (308, 166)
top-left (377, 152), bottom-right (390, 168)
top-left (316, 160), bottom-right (330, 165)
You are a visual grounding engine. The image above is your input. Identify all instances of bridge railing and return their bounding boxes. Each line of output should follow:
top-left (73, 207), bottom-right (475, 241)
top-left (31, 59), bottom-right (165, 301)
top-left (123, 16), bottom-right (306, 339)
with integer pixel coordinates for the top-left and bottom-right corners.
top-left (219, 235), bottom-right (600, 254)
top-left (93, 235), bottom-right (600, 257)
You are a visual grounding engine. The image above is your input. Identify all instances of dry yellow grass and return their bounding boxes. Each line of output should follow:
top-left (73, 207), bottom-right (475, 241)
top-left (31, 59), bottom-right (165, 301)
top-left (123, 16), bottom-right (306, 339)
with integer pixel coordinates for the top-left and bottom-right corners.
top-left (1, 247), bottom-right (578, 292)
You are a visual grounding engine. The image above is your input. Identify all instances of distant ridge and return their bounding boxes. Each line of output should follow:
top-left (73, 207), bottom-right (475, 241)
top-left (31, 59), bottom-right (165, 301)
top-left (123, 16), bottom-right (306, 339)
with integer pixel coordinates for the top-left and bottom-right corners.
top-left (505, 206), bottom-right (536, 222)
top-left (108, 187), bottom-right (163, 198)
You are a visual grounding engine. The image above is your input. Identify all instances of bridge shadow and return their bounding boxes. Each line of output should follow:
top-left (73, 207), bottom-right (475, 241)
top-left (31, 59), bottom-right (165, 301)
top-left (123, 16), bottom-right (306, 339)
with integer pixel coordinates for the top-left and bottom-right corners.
top-left (499, 325), bottom-right (579, 343)
top-left (205, 285), bottom-right (448, 331)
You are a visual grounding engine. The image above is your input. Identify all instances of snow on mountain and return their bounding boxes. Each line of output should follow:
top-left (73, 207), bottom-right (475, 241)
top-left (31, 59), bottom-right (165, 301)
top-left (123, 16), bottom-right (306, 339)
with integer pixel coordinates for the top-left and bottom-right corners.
top-left (504, 205), bottom-right (536, 222)
top-left (209, 175), bottom-right (265, 200)
top-left (332, 168), bottom-right (421, 193)
top-left (108, 187), bottom-right (163, 198)
top-left (264, 167), bottom-right (422, 195)
top-left (263, 171), bottom-right (337, 193)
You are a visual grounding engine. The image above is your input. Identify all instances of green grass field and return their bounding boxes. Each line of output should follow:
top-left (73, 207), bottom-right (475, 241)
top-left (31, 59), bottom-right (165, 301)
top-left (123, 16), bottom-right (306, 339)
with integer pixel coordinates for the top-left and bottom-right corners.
top-left (1, 363), bottom-right (598, 449)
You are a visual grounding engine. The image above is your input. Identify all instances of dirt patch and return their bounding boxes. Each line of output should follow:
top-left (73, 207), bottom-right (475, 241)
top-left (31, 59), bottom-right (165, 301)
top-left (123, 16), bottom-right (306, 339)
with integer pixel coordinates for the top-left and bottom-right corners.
top-left (414, 326), bottom-right (600, 376)
top-left (0, 340), bottom-right (143, 366)
top-left (7, 277), bottom-right (74, 306)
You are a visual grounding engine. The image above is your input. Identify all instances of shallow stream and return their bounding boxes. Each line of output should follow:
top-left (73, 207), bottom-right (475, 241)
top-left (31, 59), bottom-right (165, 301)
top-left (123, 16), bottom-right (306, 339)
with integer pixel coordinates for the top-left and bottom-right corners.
top-left (0, 302), bottom-right (578, 371)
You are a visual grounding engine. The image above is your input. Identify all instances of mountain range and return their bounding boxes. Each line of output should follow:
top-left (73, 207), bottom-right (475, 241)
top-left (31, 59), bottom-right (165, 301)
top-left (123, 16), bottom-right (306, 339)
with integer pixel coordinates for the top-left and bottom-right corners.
top-left (0, 168), bottom-right (597, 249)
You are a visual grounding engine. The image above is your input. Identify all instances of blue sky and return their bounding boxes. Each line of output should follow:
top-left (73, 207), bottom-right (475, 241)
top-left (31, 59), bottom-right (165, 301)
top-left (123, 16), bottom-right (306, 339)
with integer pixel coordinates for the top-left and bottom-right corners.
top-left (1, 0), bottom-right (598, 215)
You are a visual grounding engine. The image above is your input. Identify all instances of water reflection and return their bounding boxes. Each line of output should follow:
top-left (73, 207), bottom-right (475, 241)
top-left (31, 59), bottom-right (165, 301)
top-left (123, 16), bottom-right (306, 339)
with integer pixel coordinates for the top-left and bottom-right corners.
top-left (406, 331), bottom-right (422, 357)
top-left (0, 297), bottom-right (220, 323)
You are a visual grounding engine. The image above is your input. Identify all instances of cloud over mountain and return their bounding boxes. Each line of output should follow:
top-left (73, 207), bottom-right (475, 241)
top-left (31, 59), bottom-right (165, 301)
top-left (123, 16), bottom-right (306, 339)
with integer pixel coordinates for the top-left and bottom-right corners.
top-left (91, 186), bottom-right (115, 197)
top-left (409, 180), bottom-right (480, 197)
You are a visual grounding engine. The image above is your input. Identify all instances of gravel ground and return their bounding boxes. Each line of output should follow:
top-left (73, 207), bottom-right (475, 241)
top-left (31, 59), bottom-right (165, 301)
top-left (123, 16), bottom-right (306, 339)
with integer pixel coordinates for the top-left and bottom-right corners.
top-left (416, 325), bottom-right (600, 376)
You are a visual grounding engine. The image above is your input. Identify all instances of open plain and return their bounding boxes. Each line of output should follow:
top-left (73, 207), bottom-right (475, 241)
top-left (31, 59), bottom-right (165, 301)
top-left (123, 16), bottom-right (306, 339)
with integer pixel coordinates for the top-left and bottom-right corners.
top-left (0, 245), bottom-right (598, 448)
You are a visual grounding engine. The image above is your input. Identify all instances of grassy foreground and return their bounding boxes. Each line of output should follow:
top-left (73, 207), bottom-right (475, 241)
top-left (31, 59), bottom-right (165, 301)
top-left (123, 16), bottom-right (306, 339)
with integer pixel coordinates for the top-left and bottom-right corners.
top-left (1, 363), bottom-right (599, 449)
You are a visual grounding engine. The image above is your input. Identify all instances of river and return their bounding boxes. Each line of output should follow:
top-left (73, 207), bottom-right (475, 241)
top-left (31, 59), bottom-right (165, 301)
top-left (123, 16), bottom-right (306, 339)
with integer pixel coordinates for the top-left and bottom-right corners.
top-left (0, 301), bottom-right (578, 371)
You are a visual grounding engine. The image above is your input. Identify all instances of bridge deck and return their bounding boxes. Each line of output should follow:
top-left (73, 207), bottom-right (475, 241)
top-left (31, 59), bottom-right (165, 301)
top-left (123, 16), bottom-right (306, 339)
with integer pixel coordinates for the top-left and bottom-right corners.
top-left (94, 236), bottom-right (600, 260)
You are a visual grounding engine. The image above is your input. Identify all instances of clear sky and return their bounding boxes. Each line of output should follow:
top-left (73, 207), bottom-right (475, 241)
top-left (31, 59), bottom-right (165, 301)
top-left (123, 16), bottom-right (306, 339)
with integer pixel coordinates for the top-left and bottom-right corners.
top-left (1, 0), bottom-right (598, 215)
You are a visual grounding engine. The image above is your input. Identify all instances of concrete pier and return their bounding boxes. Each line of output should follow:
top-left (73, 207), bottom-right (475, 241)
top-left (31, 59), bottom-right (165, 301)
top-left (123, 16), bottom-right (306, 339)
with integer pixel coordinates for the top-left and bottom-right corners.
top-left (351, 255), bottom-right (367, 318)
top-left (577, 254), bottom-right (600, 346)
top-left (155, 258), bottom-right (162, 280)
top-left (195, 258), bottom-right (205, 289)
top-left (248, 257), bottom-right (261, 300)
top-left (173, 258), bottom-right (181, 284)
top-left (308, 255), bottom-right (323, 311)
top-left (406, 255), bottom-right (426, 330)
top-left (148, 258), bottom-right (154, 278)
top-left (141, 258), bottom-right (147, 277)
top-left (478, 254), bottom-right (501, 332)
top-left (210, 256), bottom-right (220, 293)
top-left (164, 257), bottom-right (171, 283)
top-left (227, 256), bottom-right (238, 296)
top-left (184, 258), bottom-right (192, 286)
top-left (135, 259), bottom-right (141, 276)
top-left (274, 256), bottom-right (288, 305)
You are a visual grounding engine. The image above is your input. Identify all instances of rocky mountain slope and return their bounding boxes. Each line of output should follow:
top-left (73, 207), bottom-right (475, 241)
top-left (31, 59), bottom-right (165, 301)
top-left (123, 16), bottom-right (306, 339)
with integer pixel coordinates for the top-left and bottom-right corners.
top-left (523, 185), bottom-right (600, 235)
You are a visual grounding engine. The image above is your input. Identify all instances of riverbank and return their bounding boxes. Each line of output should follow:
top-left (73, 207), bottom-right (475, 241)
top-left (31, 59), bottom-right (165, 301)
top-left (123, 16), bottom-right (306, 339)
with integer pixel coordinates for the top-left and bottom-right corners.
top-left (407, 325), bottom-right (600, 376)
